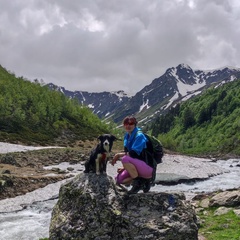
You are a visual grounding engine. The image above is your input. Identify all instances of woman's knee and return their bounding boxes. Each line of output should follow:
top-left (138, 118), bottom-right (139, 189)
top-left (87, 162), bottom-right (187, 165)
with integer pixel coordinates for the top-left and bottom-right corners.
top-left (121, 155), bottom-right (131, 164)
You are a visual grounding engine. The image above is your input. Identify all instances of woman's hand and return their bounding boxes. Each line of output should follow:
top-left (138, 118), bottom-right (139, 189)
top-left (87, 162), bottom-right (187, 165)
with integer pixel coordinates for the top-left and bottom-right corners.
top-left (111, 153), bottom-right (119, 166)
top-left (111, 152), bottom-right (126, 166)
top-left (117, 167), bottom-right (125, 173)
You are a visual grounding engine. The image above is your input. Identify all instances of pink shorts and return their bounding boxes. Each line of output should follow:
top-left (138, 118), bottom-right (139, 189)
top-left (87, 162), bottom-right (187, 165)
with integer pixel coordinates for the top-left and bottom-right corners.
top-left (115, 155), bottom-right (153, 184)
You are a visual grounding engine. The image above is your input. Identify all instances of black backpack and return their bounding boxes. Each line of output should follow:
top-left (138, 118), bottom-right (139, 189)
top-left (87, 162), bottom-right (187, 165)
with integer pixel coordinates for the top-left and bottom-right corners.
top-left (144, 133), bottom-right (164, 164)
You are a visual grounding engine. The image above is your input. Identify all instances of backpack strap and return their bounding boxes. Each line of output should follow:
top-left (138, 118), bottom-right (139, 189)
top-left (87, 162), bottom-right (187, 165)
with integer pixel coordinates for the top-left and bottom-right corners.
top-left (133, 131), bottom-right (157, 168)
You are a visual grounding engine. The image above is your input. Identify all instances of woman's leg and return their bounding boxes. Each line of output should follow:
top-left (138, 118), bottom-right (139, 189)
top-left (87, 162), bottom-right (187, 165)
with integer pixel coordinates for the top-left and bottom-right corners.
top-left (121, 155), bottom-right (154, 194)
top-left (122, 155), bottom-right (153, 178)
top-left (122, 162), bottom-right (138, 178)
top-left (116, 170), bottom-right (132, 185)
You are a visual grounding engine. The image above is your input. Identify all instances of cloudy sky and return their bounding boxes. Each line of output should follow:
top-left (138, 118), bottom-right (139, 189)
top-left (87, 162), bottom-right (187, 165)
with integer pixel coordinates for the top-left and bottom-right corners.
top-left (0, 0), bottom-right (240, 95)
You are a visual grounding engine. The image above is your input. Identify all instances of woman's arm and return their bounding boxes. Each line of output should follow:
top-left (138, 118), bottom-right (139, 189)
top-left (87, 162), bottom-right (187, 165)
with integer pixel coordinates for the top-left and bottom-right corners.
top-left (111, 152), bottom-right (127, 166)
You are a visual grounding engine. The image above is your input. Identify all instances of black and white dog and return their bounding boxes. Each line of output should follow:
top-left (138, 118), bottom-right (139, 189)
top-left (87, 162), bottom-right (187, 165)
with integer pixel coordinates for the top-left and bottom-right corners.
top-left (84, 134), bottom-right (117, 175)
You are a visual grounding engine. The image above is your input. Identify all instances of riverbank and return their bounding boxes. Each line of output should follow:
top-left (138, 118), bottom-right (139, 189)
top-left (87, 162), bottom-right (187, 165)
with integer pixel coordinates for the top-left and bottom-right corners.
top-left (0, 141), bottom-right (93, 200)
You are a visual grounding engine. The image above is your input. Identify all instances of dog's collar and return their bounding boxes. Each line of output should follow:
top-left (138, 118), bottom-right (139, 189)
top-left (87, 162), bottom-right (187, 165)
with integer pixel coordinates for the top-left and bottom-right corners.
top-left (101, 153), bottom-right (107, 161)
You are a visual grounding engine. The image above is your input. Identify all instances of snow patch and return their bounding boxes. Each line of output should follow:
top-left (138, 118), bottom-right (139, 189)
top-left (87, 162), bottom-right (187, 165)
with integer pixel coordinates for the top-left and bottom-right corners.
top-left (164, 92), bottom-right (179, 109)
top-left (171, 68), bottom-right (206, 96)
top-left (88, 104), bottom-right (94, 108)
top-left (139, 99), bottom-right (150, 112)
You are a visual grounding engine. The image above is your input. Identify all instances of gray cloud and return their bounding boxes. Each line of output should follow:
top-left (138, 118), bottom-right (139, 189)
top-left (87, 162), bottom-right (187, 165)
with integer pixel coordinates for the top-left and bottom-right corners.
top-left (0, 0), bottom-right (240, 95)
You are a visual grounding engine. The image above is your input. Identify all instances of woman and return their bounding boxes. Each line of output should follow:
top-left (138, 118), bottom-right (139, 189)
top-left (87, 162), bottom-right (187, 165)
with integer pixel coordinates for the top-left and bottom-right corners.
top-left (111, 116), bottom-right (154, 194)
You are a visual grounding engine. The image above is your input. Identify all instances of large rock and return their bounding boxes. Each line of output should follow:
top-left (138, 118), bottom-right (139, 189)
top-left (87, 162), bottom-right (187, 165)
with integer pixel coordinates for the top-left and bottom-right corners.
top-left (49, 173), bottom-right (198, 240)
top-left (209, 190), bottom-right (240, 207)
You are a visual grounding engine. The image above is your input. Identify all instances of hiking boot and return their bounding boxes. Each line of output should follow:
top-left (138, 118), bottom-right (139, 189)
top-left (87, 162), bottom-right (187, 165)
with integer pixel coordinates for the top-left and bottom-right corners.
top-left (143, 179), bottom-right (151, 193)
top-left (128, 177), bottom-right (144, 194)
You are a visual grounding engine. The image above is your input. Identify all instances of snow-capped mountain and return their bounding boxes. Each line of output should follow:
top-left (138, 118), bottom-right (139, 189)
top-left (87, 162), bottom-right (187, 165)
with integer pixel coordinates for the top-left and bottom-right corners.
top-left (47, 85), bottom-right (130, 120)
top-left (47, 64), bottom-right (240, 125)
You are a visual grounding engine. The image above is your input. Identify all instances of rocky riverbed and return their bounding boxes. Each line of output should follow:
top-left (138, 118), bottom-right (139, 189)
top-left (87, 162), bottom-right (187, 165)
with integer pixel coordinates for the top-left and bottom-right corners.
top-left (0, 140), bottom-right (93, 200)
top-left (0, 141), bottom-right (240, 202)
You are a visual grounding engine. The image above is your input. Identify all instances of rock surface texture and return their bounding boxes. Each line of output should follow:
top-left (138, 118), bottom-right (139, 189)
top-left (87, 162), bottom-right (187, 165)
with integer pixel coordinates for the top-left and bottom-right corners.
top-left (209, 190), bottom-right (240, 207)
top-left (49, 173), bottom-right (198, 240)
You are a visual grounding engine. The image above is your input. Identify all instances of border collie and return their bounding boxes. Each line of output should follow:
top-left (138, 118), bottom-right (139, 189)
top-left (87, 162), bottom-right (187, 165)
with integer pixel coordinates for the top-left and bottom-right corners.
top-left (84, 134), bottom-right (117, 175)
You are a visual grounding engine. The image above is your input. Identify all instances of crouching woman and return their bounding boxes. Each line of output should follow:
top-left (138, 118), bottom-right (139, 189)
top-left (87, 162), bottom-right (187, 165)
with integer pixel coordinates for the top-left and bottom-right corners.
top-left (111, 116), bottom-right (155, 194)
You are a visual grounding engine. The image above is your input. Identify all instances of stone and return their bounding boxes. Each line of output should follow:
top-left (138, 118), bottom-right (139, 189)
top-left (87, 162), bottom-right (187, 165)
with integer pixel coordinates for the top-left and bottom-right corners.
top-left (2, 169), bottom-right (11, 174)
top-left (49, 173), bottom-right (198, 240)
top-left (214, 206), bottom-right (232, 216)
top-left (233, 209), bottom-right (240, 217)
top-left (0, 154), bottom-right (19, 166)
top-left (209, 190), bottom-right (240, 207)
top-left (199, 198), bottom-right (210, 208)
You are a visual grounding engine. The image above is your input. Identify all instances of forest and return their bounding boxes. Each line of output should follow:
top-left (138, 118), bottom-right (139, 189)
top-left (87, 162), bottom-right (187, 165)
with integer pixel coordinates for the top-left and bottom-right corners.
top-left (0, 65), bottom-right (111, 145)
top-left (151, 79), bottom-right (240, 156)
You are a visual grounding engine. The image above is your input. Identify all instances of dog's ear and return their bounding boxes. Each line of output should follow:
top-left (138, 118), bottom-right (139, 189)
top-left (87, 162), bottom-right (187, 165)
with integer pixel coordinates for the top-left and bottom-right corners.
top-left (98, 135), bottom-right (103, 141)
top-left (111, 135), bottom-right (118, 141)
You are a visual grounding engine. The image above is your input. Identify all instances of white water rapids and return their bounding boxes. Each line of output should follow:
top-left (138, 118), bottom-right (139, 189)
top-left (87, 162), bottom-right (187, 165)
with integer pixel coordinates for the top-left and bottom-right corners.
top-left (0, 143), bottom-right (240, 240)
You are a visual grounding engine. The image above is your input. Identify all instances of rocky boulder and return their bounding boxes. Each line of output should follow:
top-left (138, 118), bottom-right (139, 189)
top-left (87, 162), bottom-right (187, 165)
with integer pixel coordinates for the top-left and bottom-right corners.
top-left (209, 190), bottom-right (240, 207)
top-left (49, 173), bottom-right (198, 240)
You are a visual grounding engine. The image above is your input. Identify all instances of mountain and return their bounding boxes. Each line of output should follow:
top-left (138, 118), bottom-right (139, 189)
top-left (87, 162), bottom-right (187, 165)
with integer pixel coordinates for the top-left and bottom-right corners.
top-left (47, 84), bottom-right (129, 121)
top-left (47, 64), bottom-right (240, 126)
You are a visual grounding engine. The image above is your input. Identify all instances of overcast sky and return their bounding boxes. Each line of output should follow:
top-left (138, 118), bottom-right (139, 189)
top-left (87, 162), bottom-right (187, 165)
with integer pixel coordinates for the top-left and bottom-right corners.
top-left (0, 0), bottom-right (240, 95)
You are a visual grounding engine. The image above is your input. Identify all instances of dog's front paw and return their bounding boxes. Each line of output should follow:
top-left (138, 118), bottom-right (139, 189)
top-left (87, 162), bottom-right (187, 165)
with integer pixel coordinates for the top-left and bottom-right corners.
top-left (96, 171), bottom-right (100, 175)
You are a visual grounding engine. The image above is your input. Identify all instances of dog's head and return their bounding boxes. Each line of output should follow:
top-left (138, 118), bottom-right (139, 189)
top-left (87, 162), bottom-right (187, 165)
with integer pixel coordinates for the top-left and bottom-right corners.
top-left (98, 134), bottom-right (117, 152)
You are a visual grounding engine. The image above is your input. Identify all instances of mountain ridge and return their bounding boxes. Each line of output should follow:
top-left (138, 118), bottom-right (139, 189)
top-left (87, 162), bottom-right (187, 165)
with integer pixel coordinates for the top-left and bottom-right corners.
top-left (47, 64), bottom-right (240, 125)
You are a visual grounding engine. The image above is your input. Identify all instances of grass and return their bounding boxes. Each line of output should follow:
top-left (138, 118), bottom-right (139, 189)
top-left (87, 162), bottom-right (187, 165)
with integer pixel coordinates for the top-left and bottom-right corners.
top-left (198, 207), bottom-right (240, 240)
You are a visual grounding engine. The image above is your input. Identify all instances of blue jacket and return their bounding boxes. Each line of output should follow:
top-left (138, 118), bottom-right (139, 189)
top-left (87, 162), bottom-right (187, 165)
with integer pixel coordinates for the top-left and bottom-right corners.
top-left (124, 127), bottom-right (147, 156)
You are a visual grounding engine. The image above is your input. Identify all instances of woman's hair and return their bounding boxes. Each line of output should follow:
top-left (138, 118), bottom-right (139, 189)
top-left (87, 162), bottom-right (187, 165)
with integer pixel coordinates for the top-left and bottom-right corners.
top-left (123, 116), bottom-right (138, 125)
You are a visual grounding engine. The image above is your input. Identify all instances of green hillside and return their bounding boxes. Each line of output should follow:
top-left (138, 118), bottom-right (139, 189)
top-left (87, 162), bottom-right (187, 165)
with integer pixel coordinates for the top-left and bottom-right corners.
top-left (0, 65), bottom-right (110, 145)
top-left (152, 79), bottom-right (240, 156)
